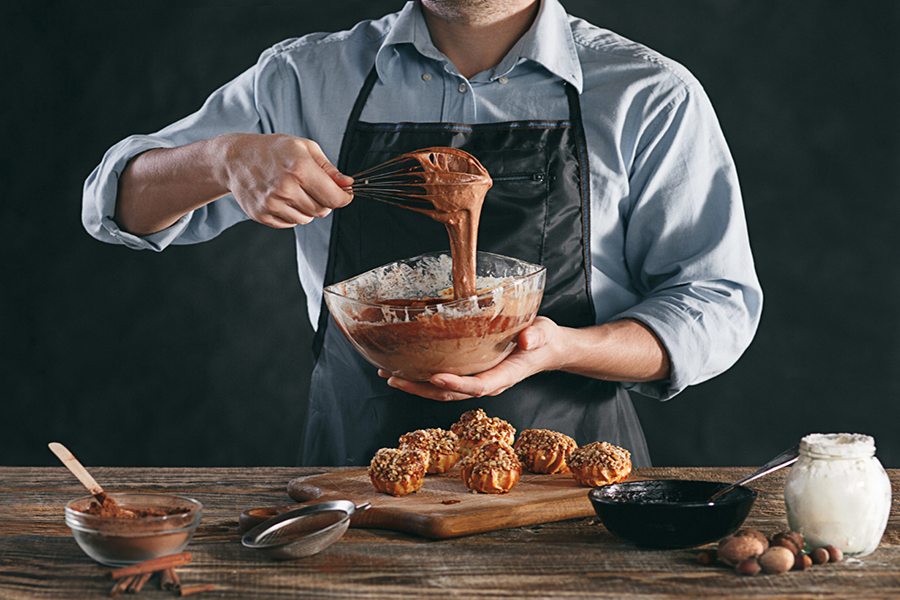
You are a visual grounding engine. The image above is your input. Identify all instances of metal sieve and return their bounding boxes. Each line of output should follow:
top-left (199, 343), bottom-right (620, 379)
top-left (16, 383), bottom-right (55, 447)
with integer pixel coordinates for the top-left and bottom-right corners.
top-left (241, 500), bottom-right (370, 560)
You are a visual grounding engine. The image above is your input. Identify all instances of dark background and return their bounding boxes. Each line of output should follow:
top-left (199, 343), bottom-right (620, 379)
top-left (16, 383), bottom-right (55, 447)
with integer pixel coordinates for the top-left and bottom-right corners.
top-left (2, 1), bottom-right (897, 469)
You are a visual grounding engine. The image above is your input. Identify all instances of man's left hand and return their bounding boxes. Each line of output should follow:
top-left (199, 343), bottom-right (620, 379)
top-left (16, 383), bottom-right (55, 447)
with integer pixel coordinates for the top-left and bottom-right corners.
top-left (378, 316), bottom-right (558, 401)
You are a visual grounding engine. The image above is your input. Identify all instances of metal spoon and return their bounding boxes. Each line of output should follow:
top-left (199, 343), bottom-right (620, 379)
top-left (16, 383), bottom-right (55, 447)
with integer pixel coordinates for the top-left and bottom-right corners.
top-left (707, 444), bottom-right (800, 503)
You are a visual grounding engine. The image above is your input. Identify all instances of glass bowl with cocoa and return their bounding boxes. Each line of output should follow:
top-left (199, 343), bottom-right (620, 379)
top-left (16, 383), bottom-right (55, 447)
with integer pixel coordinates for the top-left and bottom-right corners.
top-left (324, 251), bottom-right (546, 381)
top-left (65, 493), bottom-right (202, 566)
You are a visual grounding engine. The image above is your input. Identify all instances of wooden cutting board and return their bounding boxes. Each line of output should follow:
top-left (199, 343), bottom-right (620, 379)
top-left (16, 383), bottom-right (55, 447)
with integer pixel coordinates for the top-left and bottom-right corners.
top-left (285, 468), bottom-right (637, 539)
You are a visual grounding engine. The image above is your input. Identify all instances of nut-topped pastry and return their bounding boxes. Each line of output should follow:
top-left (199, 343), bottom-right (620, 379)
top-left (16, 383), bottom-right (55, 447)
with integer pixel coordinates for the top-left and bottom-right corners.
top-left (452, 410), bottom-right (515, 457)
top-left (368, 447), bottom-right (428, 496)
top-left (567, 441), bottom-right (632, 487)
top-left (514, 429), bottom-right (578, 474)
top-left (458, 441), bottom-right (523, 494)
top-left (450, 409), bottom-right (488, 437)
top-left (399, 428), bottom-right (461, 474)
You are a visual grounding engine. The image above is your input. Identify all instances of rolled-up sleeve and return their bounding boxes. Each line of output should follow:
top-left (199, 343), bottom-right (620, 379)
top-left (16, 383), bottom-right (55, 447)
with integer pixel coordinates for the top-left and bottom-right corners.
top-left (81, 57), bottom-right (273, 250)
top-left (615, 85), bottom-right (763, 400)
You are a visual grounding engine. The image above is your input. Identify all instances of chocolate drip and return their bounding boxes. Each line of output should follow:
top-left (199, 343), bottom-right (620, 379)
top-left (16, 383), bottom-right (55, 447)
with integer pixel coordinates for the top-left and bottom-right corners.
top-left (349, 147), bottom-right (492, 299)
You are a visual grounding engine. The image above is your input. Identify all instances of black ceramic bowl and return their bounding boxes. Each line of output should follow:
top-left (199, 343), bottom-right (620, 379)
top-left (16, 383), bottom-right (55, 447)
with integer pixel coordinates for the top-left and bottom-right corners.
top-left (588, 480), bottom-right (757, 549)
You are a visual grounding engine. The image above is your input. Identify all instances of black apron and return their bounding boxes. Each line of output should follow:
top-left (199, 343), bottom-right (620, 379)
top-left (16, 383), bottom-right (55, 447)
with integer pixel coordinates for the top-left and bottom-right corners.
top-left (300, 67), bottom-right (651, 467)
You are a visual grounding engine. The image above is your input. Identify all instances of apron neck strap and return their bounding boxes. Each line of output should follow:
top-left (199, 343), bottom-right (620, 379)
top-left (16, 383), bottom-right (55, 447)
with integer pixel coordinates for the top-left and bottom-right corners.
top-left (338, 66), bottom-right (380, 173)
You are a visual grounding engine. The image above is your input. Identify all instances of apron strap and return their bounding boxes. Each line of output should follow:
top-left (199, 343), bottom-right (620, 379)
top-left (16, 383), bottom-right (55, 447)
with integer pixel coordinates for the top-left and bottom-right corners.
top-left (313, 65), bottom-right (380, 362)
top-left (563, 81), bottom-right (596, 321)
top-left (338, 66), bottom-right (380, 173)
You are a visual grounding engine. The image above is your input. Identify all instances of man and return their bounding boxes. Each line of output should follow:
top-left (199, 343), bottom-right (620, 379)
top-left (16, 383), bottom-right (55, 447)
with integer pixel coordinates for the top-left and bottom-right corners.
top-left (83, 0), bottom-right (762, 467)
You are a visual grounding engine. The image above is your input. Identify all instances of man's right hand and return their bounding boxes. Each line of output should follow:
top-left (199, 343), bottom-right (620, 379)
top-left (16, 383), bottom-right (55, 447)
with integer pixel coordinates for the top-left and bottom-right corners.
top-left (116, 133), bottom-right (353, 236)
top-left (221, 133), bottom-right (353, 228)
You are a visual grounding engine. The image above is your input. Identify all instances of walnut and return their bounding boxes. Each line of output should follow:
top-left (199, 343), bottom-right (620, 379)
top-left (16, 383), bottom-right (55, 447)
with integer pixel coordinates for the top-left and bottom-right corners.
top-left (717, 534), bottom-right (767, 567)
top-left (735, 528), bottom-right (769, 552)
top-left (771, 530), bottom-right (804, 556)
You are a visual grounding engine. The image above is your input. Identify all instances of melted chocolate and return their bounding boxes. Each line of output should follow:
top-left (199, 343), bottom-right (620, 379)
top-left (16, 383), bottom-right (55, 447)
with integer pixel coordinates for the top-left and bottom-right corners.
top-left (381, 147), bottom-right (492, 299)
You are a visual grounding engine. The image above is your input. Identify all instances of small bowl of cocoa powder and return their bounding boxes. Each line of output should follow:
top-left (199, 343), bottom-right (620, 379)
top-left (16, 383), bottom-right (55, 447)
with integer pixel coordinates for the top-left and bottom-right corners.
top-left (65, 493), bottom-right (202, 566)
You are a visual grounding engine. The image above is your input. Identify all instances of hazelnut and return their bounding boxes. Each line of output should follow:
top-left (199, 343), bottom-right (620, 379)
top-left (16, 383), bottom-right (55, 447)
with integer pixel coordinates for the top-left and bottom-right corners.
top-left (810, 547), bottom-right (830, 564)
top-left (759, 546), bottom-right (795, 574)
top-left (824, 545), bottom-right (843, 563)
top-left (736, 559), bottom-right (761, 576)
top-left (717, 535), bottom-right (767, 567)
top-left (793, 554), bottom-right (813, 570)
top-left (771, 531), bottom-right (804, 556)
top-left (735, 528), bottom-right (770, 552)
top-left (696, 549), bottom-right (716, 566)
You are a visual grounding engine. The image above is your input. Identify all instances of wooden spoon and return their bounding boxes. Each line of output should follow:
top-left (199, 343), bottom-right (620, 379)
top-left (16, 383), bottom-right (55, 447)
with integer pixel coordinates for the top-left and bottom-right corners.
top-left (48, 442), bottom-right (131, 517)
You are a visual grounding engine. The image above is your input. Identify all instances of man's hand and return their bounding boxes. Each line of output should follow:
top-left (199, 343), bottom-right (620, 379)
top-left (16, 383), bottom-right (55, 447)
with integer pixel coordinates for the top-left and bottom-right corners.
top-left (222, 133), bottom-right (353, 228)
top-left (116, 133), bottom-right (352, 236)
top-left (379, 316), bottom-right (559, 401)
top-left (378, 317), bottom-right (671, 401)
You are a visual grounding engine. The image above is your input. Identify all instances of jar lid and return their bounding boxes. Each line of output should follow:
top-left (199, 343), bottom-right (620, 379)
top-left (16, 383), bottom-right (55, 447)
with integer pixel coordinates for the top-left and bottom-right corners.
top-left (800, 433), bottom-right (875, 458)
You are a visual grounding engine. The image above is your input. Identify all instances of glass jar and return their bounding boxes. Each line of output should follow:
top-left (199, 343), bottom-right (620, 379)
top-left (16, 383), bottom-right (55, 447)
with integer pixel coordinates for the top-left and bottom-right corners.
top-left (784, 433), bottom-right (891, 557)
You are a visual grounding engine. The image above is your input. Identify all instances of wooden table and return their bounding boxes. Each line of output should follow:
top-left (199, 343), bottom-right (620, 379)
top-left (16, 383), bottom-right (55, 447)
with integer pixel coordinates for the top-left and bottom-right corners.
top-left (1, 466), bottom-right (898, 599)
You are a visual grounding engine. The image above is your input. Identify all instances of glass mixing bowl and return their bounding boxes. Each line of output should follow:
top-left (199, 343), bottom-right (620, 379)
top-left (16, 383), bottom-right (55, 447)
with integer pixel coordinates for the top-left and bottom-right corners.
top-left (324, 251), bottom-right (546, 381)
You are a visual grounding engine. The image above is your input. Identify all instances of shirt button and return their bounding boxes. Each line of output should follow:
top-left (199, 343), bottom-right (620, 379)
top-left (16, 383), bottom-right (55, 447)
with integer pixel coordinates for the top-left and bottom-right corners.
top-left (498, 76), bottom-right (509, 84)
top-left (458, 82), bottom-right (468, 93)
top-left (422, 73), bottom-right (432, 82)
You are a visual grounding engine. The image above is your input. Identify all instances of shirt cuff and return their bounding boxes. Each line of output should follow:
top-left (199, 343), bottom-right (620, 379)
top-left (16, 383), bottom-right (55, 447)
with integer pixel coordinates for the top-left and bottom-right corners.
top-left (612, 300), bottom-right (704, 401)
top-left (82, 135), bottom-right (192, 251)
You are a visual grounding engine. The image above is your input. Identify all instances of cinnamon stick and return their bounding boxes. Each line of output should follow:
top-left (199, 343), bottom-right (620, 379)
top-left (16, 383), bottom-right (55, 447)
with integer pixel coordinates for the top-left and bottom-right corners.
top-left (126, 571), bottom-right (152, 594)
top-left (178, 583), bottom-right (216, 596)
top-left (160, 567), bottom-right (181, 591)
top-left (107, 552), bottom-right (191, 580)
top-left (109, 575), bottom-right (135, 597)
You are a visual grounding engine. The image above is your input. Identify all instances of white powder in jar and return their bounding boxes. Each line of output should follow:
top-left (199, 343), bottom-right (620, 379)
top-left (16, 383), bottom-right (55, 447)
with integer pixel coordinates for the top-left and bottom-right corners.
top-left (783, 433), bottom-right (891, 557)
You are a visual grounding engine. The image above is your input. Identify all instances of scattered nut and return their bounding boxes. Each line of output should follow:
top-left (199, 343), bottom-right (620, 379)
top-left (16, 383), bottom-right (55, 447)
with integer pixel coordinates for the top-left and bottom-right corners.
top-left (771, 531), bottom-right (804, 556)
top-left (735, 529), bottom-right (769, 552)
top-left (699, 531), bottom-right (844, 577)
top-left (793, 553), bottom-right (813, 570)
top-left (810, 547), bottom-right (830, 564)
top-left (824, 545), bottom-right (843, 563)
top-left (759, 546), bottom-right (795, 574)
top-left (718, 535), bottom-right (767, 567)
top-left (736, 559), bottom-right (761, 576)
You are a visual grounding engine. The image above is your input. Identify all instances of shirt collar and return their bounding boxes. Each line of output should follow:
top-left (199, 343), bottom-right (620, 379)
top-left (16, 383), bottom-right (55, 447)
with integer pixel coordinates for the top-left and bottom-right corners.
top-left (375, 0), bottom-right (583, 92)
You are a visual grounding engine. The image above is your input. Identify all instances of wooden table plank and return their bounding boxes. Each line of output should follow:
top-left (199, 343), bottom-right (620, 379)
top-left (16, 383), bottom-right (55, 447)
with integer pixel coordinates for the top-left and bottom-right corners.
top-left (1, 466), bottom-right (898, 599)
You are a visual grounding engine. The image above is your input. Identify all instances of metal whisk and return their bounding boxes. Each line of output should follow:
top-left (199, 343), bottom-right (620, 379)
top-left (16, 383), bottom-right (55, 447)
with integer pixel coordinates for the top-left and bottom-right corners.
top-left (344, 147), bottom-right (492, 213)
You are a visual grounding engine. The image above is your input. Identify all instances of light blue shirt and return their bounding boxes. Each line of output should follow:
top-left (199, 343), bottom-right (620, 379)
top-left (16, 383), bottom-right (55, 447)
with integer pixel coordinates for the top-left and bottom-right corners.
top-left (82, 0), bottom-right (762, 400)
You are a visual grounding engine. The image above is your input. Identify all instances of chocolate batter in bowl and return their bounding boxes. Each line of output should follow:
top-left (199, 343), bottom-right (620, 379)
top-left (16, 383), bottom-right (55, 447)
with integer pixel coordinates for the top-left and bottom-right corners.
top-left (324, 251), bottom-right (545, 381)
